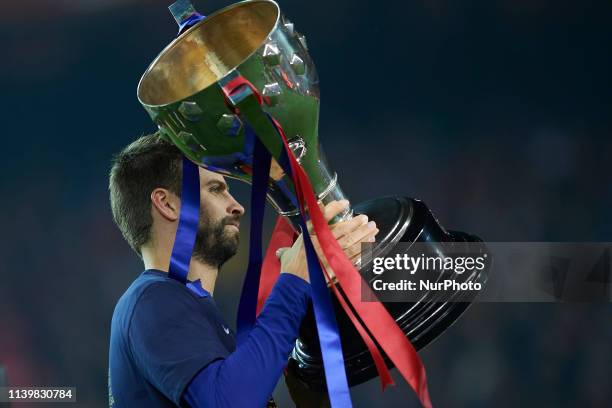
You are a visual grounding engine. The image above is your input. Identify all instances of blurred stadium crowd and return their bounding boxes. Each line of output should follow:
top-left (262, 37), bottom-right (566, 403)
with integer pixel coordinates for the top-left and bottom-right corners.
top-left (1, 0), bottom-right (610, 406)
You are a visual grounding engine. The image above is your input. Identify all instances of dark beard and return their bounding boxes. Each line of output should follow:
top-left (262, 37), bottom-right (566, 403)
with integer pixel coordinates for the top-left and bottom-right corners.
top-left (192, 212), bottom-right (240, 268)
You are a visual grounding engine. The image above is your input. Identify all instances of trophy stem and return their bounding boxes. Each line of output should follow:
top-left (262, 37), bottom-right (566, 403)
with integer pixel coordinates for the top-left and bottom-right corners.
top-left (267, 140), bottom-right (353, 230)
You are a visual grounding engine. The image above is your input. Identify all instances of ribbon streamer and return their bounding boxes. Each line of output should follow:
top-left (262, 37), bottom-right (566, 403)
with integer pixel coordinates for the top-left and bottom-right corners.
top-left (266, 114), bottom-right (396, 391)
top-left (168, 157), bottom-right (201, 284)
top-left (235, 132), bottom-right (272, 344)
top-left (221, 79), bottom-right (353, 407)
top-left (256, 217), bottom-right (296, 316)
top-left (276, 127), bottom-right (433, 408)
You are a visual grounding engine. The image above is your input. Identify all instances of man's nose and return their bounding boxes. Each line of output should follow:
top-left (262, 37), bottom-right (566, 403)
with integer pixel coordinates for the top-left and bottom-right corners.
top-left (228, 195), bottom-right (245, 216)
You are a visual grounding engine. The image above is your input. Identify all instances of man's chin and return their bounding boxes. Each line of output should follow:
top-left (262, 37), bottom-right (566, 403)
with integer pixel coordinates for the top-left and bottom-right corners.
top-left (225, 224), bottom-right (240, 234)
top-left (219, 235), bottom-right (239, 253)
top-left (223, 225), bottom-right (240, 238)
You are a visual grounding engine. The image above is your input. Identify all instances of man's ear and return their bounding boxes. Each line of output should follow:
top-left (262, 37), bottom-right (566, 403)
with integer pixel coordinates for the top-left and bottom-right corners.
top-left (150, 188), bottom-right (180, 222)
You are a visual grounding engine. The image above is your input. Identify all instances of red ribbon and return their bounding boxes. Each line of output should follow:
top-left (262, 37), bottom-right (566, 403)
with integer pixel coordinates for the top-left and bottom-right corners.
top-left (278, 132), bottom-right (432, 407)
top-left (256, 216), bottom-right (296, 316)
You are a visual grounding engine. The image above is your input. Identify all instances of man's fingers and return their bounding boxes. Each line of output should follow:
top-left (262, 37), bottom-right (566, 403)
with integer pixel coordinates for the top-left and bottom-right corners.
top-left (305, 200), bottom-right (350, 234)
top-left (322, 199), bottom-right (350, 223)
top-left (330, 214), bottom-right (369, 239)
top-left (338, 222), bottom-right (379, 249)
top-left (345, 232), bottom-right (376, 260)
top-left (276, 247), bottom-right (290, 259)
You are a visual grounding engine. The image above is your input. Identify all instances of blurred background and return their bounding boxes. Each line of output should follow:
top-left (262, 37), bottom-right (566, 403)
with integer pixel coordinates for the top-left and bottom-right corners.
top-left (1, 0), bottom-right (611, 406)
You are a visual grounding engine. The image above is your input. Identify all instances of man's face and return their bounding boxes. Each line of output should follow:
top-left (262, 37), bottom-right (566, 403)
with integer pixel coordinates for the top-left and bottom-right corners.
top-left (192, 168), bottom-right (245, 268)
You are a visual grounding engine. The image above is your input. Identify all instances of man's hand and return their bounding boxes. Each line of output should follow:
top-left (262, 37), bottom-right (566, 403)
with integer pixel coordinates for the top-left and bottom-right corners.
top-left (278, 200), bottom-right (379, 283)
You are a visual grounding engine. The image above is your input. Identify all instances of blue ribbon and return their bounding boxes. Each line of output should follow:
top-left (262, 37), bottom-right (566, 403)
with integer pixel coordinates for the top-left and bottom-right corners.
top-left (238, 113), bottom-right (352, 406)
top-left (177, 13), bottom-right (205, 35)
top-left (271, 129), bottom-right (352, 407)
top-left (168, 157), bottom-right (201, 284)
top-left (298, 215), bottom-right (352, 406)
top-left (168, 10), bottom-right (205, 285)
top-left (236, 126), bottom-right (271, 344)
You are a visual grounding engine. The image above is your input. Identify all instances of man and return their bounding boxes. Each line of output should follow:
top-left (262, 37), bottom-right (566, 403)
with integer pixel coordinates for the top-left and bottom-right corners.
top-left (108, 133), bottom-right (379, 407)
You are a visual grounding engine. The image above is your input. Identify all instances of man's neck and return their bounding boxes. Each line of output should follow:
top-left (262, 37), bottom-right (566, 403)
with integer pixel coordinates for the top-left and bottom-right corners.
top-left (186, 259), bottom-right (218, 295)
top-left (142, 246), bottom-right (219, 295)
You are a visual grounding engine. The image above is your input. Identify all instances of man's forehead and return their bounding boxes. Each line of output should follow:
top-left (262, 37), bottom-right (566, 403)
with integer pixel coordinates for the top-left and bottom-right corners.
top-left (199, 167), bottom-right (226, 184)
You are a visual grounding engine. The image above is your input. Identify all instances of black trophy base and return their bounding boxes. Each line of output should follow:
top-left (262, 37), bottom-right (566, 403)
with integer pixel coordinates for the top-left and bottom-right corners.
top-left (289, 196), bottom-right (489, 390)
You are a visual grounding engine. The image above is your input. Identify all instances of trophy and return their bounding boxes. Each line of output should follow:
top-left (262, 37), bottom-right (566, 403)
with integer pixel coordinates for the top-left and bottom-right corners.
top-left (137, 0), bottom-right (488, 390)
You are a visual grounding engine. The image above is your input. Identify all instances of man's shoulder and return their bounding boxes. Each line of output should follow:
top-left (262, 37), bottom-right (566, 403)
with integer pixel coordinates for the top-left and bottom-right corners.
top-left (111, 271), bottom-right (186, 331)
top-left (122, 270), bottom-right (180, 299)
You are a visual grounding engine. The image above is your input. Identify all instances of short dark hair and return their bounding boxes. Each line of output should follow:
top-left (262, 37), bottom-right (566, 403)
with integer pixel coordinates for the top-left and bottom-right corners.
top-left (109, 132), bottom-right (183, 256)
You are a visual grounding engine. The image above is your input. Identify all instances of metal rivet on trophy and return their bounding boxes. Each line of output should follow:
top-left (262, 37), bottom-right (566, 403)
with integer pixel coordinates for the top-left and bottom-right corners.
top-left (145, 106), bottom-right (159, 121)
top-left (216, 113), bottom-right (243, 137)
top-left (178, 101), bottom-right (203, 122)
top-left (178, 130), bottom-right (206, 152)
top-left (157, 124), bottom-right (172, 142)
top-left (297, 34), bottom-right (308, 50)
top-left (262, 82), bottom-right (282, 106)
top-left (262, 42), bottom-right (281, 66)
top-left (284, 20), bottom-right (295, 36)
top-left (287, 136), bottom-right (307, 163)
top-left (289, 54), bottom-right (306, 75)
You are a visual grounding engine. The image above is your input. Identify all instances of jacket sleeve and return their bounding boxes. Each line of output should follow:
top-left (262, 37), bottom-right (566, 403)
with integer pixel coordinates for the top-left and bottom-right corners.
top-left (183, 273), bottom-right (311, 408)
